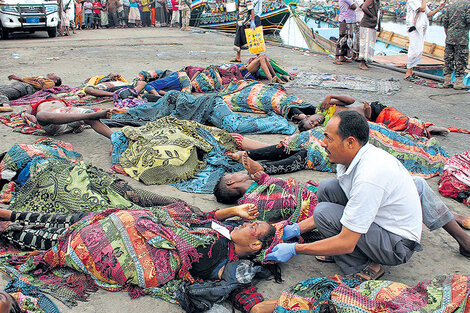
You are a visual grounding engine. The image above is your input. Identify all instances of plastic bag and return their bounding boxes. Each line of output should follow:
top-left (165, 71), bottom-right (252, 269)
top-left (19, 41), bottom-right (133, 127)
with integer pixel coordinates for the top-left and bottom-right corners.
top-left (244, 26), bottom-right (266, 54)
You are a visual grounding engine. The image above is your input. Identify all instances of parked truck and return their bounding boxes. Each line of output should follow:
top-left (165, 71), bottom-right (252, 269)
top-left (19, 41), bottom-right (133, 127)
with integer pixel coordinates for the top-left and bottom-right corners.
top-left (0, 0), bottom-right (59, 39)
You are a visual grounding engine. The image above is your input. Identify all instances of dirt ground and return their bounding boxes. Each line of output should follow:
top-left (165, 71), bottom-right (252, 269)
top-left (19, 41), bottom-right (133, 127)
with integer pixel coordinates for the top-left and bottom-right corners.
top-left (0, 27), bottom-right (469, 313)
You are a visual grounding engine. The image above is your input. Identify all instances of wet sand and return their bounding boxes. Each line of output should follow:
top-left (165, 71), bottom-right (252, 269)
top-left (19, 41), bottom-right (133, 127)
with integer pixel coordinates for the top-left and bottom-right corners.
top-left (0, 27), bottom-right (469, 313)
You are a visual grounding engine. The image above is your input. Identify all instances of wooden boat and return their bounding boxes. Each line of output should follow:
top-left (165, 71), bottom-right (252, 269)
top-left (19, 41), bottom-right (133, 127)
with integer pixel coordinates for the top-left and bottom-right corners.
top-left (281, 11), bottom-right (469, 71)
top-left (190, 0), bottom-right (293, 32)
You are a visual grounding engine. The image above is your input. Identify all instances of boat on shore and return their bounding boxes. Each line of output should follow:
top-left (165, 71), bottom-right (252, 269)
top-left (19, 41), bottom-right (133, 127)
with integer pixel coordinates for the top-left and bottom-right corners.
top-left (280, 9), bottom-right (469, 81)
top-left (190, 0), bottom-right (293, 32)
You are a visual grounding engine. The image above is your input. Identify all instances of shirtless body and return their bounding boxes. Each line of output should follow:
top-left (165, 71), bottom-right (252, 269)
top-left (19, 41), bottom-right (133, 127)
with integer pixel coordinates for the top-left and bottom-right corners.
top-left (24, 99), bottom-right (119, 138)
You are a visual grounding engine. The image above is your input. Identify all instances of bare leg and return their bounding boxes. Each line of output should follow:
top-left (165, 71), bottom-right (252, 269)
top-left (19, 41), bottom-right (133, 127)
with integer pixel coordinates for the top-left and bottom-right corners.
top-left (36, 109), bottom-right (110, 125)
top-left (84, 87), bottom-right (115, 97)
top-left (86, 120), bottom-right (114, 138)
top-left (362, 101), bottom-right (372, 120)
top-left (443, 219), bottom-right (470, 257)
top-left (246, 56), bottom-right (262, 73)
top-left (239, 136), bottom-right (270, 150)
top-left (134, 81), bottom-right (147, 94)
top-left (249, 299), bottom-right (278, 313)
top-left (0, 208), bottom-right (12, 220)
top-left (259, 57), bottom-right (275, 82)
top-left (405, 68), bottom-right (413, 79)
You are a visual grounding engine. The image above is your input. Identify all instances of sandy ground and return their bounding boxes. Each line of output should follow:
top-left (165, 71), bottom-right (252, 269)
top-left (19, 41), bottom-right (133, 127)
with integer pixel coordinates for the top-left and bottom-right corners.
top-left (0, 27), bottom-right (469, 313)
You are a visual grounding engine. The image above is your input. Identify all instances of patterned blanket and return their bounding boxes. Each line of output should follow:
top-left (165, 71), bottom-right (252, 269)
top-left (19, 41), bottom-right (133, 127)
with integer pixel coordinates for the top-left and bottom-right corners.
top-left (103, 90), bottom-right (296, 135)
top-left (218, 80), bottom-right (316, 119)
top-left (0, 204), bottom-right (219, 306)
top-left (274, 274), bottom-right (470, 313)
top-left (439, 151), bottom-right (470, 208)
top-left (111, 116), bottom-right (244, 192)
top-left (282, 122), bottom-right (450, 178)
top-left (238, 173), bottom-right (318, 224)
top-left (0, 111), bottom-right (46, 135)
top-left (9, 85), bottom-right (76, 106)
top-left (287, 72), bottom-right (401, 94)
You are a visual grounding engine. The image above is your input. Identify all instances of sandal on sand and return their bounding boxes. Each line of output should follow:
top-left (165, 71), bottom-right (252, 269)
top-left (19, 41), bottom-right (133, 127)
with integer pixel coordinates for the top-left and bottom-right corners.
top-left (348, 264), bottom-right (384, 282)
top-left (333, 60), bottom-right (343, 65)
top-left (315, 255), bottom-right (335, 263)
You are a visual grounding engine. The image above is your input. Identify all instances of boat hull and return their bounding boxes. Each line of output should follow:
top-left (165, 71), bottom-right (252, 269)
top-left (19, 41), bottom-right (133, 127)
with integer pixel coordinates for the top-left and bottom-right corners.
top-left (190, 2), bottom-right (290, 32)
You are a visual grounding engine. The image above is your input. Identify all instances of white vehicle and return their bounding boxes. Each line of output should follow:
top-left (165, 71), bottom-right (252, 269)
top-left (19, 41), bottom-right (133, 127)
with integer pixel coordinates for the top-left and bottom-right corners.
top-left (0, 0), bottom-right (59, 39)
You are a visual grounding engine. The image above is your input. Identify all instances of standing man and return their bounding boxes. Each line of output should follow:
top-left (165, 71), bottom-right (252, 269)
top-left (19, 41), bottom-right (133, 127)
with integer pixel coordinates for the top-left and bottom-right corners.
top-left (100, 0), bottom-right (109, 28)
top-left (358, 0), bottom-right (380, 70)
top-left (266, 111), bottom-right (423, 281)
top-left (352, 0), bottom-right (364, 60)
top-left (121, 0), bottom-right (130, 26)
top-left (334, 0), bottom-right (356, 64)
top-left (404, 0), bottom-right (444, 80)
top-left (178, 0), bottom-right (190, 31)
top-left (442, 0), bottom-right (470, 89)
top-left (232, 0), bottom-right (258, 62)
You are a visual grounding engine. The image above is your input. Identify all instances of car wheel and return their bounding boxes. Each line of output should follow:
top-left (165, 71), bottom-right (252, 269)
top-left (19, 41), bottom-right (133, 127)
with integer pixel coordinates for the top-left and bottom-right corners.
top-left (0, 24), bottom-right (9, 40)
top-left (47, 27), bottom-right (57, 38)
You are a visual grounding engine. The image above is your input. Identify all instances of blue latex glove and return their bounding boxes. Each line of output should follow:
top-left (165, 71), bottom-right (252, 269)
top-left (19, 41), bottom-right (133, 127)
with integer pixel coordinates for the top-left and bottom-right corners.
top-left (282, 223), bottom-right (300, 240)
top-left (250, 19), bottom-right (256, 30)
top-left (265, 243), bottom-right (297, 262)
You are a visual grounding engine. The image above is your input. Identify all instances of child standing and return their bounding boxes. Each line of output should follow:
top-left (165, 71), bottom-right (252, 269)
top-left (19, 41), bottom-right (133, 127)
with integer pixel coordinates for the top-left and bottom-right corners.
top-left (75, 0), bottom-right (83, 30)
top-left (92, 0), bottom-right (102, 28)
top-left (83, 0), bottom-right (93, 28)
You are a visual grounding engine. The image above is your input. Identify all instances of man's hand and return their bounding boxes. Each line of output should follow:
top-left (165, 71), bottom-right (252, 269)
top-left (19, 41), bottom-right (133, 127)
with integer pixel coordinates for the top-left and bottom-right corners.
top-left (320, 97), bottom-right (331, 111)
top-left (265, 243), bottom-right (297, 262)
top-left (8, 75), bottom-right (19, 81)
top-left (282, 223), bottom-right (300, 240)
top-left (250, 19), bottom-right (256, 29)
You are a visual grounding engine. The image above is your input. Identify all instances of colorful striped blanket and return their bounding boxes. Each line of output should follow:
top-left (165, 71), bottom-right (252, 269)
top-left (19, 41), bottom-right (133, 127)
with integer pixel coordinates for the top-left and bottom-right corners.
top-left (274, 274), bottom-right (470, 313)
top-left (281, 122), bottom-right (450, 178)
top-left (439, 151), bottom-right (470, 208)
top-left (218, 80), bottom-right (315, 118)
top-left (0, 204), bottom-right (219, 306)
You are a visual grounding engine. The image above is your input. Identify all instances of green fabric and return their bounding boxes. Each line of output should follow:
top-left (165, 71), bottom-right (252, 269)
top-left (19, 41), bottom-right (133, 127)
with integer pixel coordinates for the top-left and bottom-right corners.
top-left (119, 116), bottom-right (237, 185)
top-left (258, 59), bottom-right (290, 79)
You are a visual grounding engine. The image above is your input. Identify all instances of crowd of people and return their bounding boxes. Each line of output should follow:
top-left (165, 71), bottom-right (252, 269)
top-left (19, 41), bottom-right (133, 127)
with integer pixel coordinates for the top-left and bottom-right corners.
top-left (57, 0), bottom-right (192, 36)
top-left (333, 0), bottom-right (469, 90)
top-left (0, 1), bottom-right (469, 313)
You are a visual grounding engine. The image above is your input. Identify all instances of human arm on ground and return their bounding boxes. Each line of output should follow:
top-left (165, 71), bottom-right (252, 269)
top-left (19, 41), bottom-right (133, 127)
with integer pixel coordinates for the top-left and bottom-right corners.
top-left (250, 299), bottom-right (278, 313)
top-left (214, 204), bottom-right (259, 221)
top-left (320, 95), bottom-right (355, 110)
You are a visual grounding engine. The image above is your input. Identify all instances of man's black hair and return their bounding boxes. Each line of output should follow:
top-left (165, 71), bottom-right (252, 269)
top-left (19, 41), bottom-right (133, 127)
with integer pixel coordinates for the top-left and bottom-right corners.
top-left (336, 110), bottom-right (369, 146)
top-left (298, 119), bottom-right (309, 132)
top-left (55, 77), bottom-right (62, 86)
top-left (213, 176), bottom-right (244, 204)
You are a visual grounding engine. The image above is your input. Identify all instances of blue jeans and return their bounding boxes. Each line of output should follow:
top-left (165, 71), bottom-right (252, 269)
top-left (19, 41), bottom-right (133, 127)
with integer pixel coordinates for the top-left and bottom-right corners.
top-left (84, 13), bottom-right (92, 28)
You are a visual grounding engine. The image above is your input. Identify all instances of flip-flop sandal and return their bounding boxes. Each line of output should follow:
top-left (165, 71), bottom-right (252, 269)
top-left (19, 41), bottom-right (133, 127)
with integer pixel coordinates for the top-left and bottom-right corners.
top-left (333, 60), bottom-right (343, 65)
top-left (349, 265), bottom-right (384, 282)
top-left (342, 59), bottom-right (353, 63)
top-left (315, 255), bottom-right (335, 263)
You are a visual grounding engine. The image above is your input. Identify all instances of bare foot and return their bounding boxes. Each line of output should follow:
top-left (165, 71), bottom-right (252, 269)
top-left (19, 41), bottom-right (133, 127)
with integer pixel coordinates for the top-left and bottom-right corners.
top-left (227, 151), bottom-right (244, 162)
top-left (0, 208), bottom-right (12, 221)
top-left (242, 151), bottom-right (263, 175)
top-left (362, 101), bottom-right (372, 120)
top-left (455, 213), bottom-right (470, 230)
top-left (359, 62), bottom-right (370, 70)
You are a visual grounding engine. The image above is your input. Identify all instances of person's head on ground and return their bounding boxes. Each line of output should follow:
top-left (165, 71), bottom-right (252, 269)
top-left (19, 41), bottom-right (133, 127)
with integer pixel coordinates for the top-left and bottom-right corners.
top-left (321, 110), bottom-right (369, 167)
top-left (46, 74), bottom-right (62, 86)
top-left (213, 172), bottom-right (253, 204)
top-left (298, 113), bottom-right (325, 132)
top-left (0, 291), bottom-right (20, 313)
top-left (230, 221), bottom-right (276, 257)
